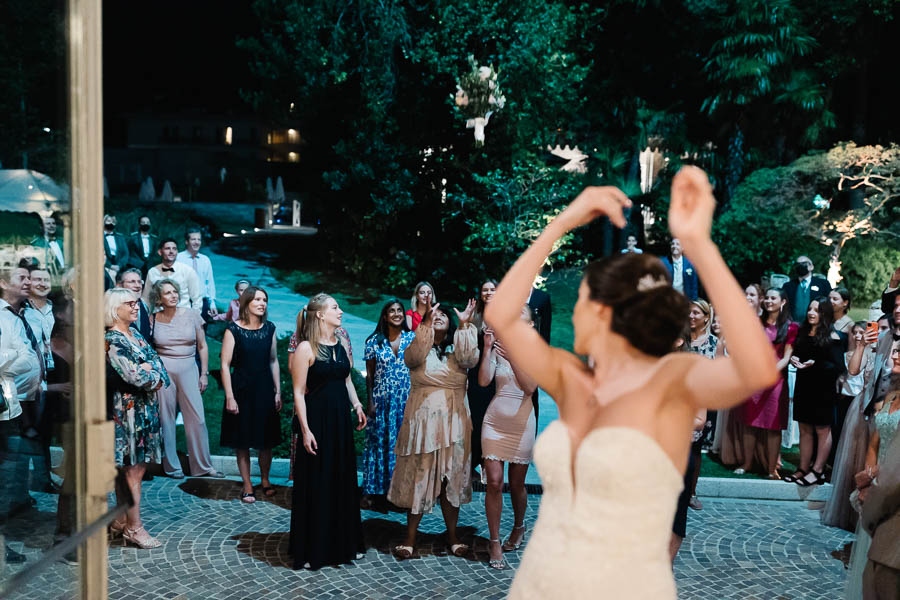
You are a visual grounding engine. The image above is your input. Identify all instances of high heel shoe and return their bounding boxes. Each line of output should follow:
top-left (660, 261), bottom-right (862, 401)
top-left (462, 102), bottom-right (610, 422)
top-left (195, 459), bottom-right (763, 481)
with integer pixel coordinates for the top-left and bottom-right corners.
top-left (488, 539), bottom-right (507, 569)
top-left (123, 526), bottom-right (162, 549)
top-left (502, 524), bottom-right (527, 551)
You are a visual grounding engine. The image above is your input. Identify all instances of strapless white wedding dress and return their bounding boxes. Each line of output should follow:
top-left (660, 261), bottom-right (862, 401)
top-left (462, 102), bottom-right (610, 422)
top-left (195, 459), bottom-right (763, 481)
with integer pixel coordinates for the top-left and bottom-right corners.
top-left (509, 421), bottom-right (683, 599)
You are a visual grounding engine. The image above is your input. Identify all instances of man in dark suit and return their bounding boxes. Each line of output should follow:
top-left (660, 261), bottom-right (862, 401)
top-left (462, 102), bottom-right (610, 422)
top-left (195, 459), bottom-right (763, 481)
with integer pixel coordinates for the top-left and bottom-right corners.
top-left (780, 255), bottom-right (831, 323)
top-left (117, 268), bottom-right (152, 341)
top-left (527, 285), bottom-right (551, 429)
top-left (29, 213), bottom-right (66, 279)
top-left (862, 398), bottom-right (900, 599)
top-left (126, 215), bottom-right (159, 278)
top-left (660, 238), bottom-right (698, 300)
top-left (102, 214), bottom-right (129, 278)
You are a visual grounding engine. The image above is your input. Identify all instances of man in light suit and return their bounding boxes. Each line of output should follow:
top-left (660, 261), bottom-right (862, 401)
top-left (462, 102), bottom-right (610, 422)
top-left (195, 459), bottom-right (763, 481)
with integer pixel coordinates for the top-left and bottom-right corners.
top-left (862, 374), bottom-right (900, 599)
top-left (660, 238), bottom-right (698, 300)
top-left (780, 255), bottom-right (831, 323)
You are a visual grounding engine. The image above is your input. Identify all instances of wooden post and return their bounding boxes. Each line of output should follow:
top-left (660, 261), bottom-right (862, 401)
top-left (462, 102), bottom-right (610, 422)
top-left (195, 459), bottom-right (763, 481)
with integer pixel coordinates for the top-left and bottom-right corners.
top-left (68, 0), bottom-right (114, 598)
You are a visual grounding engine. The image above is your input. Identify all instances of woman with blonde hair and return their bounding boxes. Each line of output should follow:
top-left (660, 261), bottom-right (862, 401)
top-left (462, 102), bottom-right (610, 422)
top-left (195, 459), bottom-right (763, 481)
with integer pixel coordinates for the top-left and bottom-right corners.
top-left (104, 287), bottom-right (169, 548)
top-left (289, 293), bottom-right (367, 570)
top-left (149, 278), bottom-right (220, 479)
top-left (219, 286), bottom-right (282, 503)
top-left (406, 281), bottom-right (435, 331)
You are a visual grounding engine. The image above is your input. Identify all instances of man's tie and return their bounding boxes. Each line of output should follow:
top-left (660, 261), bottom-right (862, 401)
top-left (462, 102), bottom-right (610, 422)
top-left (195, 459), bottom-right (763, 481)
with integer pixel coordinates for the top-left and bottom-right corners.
top-left (7, 306), bottom-right (45, 381)
top-left (192, 255), bottom-right (199, 273)
top-left (161, 266), bottom-right (175, 272)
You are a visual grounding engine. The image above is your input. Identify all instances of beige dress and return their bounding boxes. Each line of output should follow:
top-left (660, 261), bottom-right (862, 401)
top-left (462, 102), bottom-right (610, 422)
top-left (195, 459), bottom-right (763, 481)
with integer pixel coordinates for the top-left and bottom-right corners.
top-left (387, 323), bottom-right (478, 515)
top-left (481, 355), bottom-right (535, 464)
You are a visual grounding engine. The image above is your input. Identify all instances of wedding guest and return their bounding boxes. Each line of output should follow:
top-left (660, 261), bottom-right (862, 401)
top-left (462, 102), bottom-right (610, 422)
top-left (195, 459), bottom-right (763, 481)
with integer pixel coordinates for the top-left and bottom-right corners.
top-left (104, 287), bottom-right (168, 548)
top-left (389, 299), bottom-right (478, 559)
top-left (782, 255), bottom-right (831, 323)
top-left (478, 306), bottom-right (537, 570)
top-left (29, 213), bottom-right (65, 278)
top-left (361, 299), bottom-right (414, 509)
top-left (405, 281), bottom-right (435, 331)
top-left (846, 345), bottom-right (899, 599)
top-left (149, 279), bottom-right (221, 479)
top-left (102, 214), bottom-right (130, 276)
top-left (784, 297), bottom-right (846, 486)
top-left (214, 279), bottom-right (250, 323)
top-left (23, 265), bottom-right (55, 490)
top-left (862, 285), bottom-right (900, 417)
top-left (177, 228), bottom-right (218, 320)
top-left (126, 215), bottom-right (159, 277)
top-left (830, 287), bottom-right (854, 334)
top-left (737, 288), bottom-right (797, 478)
top-left (469, 278), bottom-right (498, 480)
top-left (823, 322), bottom-right (876, 531)
top-left (686, 299), bottom-right (717, 509)
top-left (526, 283), bottom-right (551, 430)
top-left (861, 382), bottom-right (900, 599)
top-left (117, 268), bottom-right (152, 341)
top-left (219, 286), bottom-right (282, 503)
top-left (290, 293), bottom-right (367, 569)
top-left (620, 234), bottom-right (643, 254)
top-left (144, 239), bottom-right (202, 311)
top-left (661, 238), bottom-right (698, 300)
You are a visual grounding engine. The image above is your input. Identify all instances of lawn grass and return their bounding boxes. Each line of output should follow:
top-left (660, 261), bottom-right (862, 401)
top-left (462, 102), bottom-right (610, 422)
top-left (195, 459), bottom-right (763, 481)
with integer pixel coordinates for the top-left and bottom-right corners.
top-left (700, 444), bottom-right (801, 479)
top-left (271, 267), bottom-right (393, 324)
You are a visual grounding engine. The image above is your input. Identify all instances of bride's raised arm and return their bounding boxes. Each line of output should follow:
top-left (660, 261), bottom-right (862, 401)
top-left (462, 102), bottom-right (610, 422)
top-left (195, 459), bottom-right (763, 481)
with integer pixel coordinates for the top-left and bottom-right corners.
top-left (671, 166), bottom-right (778, 407)
top-left (485, 186), bottom-right (632, 401)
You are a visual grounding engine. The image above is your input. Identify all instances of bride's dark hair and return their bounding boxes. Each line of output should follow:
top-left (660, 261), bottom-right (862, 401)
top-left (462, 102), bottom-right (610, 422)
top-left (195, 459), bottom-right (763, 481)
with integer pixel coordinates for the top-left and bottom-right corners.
top-left (582, 253), bottom-right (690, 357)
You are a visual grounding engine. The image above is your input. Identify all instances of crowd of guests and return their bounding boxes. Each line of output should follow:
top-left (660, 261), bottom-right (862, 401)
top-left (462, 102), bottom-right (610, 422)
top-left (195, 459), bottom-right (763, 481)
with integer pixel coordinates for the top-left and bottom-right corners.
top-left (3, 204), bottom-right (900, 597)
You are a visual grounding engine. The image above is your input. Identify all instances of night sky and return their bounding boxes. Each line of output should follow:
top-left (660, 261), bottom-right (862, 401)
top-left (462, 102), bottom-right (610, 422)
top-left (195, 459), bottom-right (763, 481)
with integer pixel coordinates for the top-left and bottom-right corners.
top-left (102, 1), bottom-right (257, 143)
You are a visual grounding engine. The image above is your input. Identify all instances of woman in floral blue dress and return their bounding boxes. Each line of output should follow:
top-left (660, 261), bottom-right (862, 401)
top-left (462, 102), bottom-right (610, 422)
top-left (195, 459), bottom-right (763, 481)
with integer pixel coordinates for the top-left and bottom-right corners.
top-left (362, 299), bottom-right (415, 508)
top-left (104, 287), bottom-right (169, 549)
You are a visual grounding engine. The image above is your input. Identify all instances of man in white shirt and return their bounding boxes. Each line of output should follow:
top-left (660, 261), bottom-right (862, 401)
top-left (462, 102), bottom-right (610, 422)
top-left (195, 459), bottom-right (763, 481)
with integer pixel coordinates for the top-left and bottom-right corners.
top-left (144, 238), bottom-right (202, 311)
top-left (177, 228), bottom-right (218, 321)
top-left (24, 267), bottom-right (54, 366)
top-left (0, 265), bottom-right (42, 529)
top-left (102, 214), bottom-right (130, 276)
top-left (29, 214), bottom-right (65, 278)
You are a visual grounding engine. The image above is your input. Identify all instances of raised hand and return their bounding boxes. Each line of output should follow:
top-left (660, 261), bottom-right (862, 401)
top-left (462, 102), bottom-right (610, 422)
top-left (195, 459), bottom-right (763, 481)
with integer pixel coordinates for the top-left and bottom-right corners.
top-left (669, 166), bottom-right (715, 245)
top-left (421, 299), bottom-right (440, 327)
top-left (556, 186), bottom-right (632, 231)
top-left (454, 298), bottom-right (477, 326)
top-left (483, 327), bottom-right (495, 348)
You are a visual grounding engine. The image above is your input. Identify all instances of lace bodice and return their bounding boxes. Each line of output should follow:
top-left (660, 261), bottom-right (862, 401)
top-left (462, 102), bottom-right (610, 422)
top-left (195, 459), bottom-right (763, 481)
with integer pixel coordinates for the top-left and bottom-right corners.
top-left (876, 398), bottom-right (900, 465)
top-left (509, 421), bottom-right (682, 599)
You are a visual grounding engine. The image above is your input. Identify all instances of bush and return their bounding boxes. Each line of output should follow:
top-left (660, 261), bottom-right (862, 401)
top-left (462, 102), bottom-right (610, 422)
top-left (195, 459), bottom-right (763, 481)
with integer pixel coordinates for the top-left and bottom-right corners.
top-left (838, 239), bottom-right (900, 309)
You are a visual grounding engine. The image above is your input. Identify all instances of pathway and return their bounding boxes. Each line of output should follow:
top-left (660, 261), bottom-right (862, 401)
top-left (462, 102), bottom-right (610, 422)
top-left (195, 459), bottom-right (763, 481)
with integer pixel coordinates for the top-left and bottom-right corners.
top-left (5, 476), bottom-right (855, 599)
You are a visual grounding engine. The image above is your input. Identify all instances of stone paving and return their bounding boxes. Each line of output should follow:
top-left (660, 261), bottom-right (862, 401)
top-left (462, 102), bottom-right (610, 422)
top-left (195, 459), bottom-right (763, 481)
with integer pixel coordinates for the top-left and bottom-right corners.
top-left (4, 476), bottom-right (855, 599)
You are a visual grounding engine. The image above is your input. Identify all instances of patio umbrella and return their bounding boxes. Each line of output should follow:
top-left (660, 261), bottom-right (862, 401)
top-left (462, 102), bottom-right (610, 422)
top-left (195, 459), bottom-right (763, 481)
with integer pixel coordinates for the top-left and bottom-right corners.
top-left (0, 169), bottom-right (70, 214)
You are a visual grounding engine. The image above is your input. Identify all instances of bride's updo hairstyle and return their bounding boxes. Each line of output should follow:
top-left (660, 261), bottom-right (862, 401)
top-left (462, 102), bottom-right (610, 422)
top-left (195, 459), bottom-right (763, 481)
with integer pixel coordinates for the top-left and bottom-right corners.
top-left (583, 253), bottom-right (690, 357)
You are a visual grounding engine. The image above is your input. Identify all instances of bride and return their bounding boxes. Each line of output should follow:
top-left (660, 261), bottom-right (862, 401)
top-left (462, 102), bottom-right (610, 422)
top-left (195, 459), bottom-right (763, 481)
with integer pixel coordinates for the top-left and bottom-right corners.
top-left (485, 166), bottom-right (778, 598)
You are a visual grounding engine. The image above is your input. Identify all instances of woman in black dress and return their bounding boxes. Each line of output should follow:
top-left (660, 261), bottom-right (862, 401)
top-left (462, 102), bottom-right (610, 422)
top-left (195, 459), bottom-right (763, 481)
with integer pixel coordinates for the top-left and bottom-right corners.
top-left (289, 293), bottom-right (367, 570)
top-left (786, 296), bottom-right (847, 486)
top-left (219, 286), bottom-right (282, 504)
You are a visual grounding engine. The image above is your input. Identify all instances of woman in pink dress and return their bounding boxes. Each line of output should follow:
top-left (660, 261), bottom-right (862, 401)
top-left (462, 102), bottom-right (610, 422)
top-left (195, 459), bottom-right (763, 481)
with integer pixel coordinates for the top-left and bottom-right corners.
top-left (737, 287), bottom-right (797, 478)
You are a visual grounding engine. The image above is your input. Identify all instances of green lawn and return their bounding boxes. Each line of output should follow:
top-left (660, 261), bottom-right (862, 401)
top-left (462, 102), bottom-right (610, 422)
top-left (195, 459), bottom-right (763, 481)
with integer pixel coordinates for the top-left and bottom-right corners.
top-left (700, 444), bottom-right (802, 479)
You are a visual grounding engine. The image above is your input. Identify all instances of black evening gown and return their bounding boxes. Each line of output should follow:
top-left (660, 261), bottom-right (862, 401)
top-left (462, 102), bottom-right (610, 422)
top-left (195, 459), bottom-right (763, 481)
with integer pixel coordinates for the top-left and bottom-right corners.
top-left (290, 341), bottom-right (364, 570)
top-left (220, 321), bottom-right (283, 449)
top-left (467, 330), bottom-right (496, 472)
top-left (792, 331), bottom-right (847, 427)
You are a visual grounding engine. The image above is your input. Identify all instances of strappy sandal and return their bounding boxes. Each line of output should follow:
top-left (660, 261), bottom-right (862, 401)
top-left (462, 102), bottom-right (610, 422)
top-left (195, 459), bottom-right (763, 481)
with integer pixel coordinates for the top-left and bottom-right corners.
top-left (782, 469), bottom-right (806, 483)
top-left (448, 542), bottom-right (469, 557)
top-left (796, 470), bottom-right (825, 487)
top-left (392, 545), bottom-right (413, 559)
top-left (502, 524), bottom-right (527, 551)
top-left (123, 526), bottom-right (162, 549)
top-left (488, 539), bottom-right (506, 569)
top-left (241, 491), bottom-right (256, 504)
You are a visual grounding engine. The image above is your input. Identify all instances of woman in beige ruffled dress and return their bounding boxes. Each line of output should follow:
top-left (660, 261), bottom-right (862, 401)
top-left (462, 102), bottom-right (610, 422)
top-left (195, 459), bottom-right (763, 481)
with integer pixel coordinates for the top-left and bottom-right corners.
top-left (388, 298), bottom-right (478, 559)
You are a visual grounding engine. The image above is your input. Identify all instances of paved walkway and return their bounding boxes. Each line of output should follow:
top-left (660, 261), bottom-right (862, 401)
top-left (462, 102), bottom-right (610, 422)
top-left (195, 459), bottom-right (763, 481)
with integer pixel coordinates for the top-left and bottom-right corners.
top-left (5, 476), bottom-right (855, 599)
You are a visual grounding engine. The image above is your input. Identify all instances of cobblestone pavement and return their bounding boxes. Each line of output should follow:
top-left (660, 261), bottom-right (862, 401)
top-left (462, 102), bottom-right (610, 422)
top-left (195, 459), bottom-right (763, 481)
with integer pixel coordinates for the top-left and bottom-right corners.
top-left (4, 477), bottom-right (854, 599)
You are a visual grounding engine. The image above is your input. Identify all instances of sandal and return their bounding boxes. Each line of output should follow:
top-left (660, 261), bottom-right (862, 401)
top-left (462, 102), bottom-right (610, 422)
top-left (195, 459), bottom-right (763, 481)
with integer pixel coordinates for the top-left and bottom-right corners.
top-left (502, 524), bottom-right (527, 551)
top-left (448, 542), bottom-right (469, 557)
top-left (261, 486), bottom-right (276, 498)
top-left (241, 492), bottom-right (256, 504)
top-left (123, 526), bottom-right (162, 549)
top-left (488, 539), bottom-right (506, 569)
top-left (108, 519), bottom-right (126, 539)
top-left (392, 545), bottom-right (413, 559)
top-left (782, 469), bottom-right (806, 483)
top-left (796, 470), bottom-right (825, 487)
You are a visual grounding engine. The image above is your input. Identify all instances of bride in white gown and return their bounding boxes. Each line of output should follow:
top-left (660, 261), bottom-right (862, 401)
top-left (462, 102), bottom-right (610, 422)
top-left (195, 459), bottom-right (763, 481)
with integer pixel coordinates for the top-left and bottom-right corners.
top-left (485, 167), bottom-right (779, 599)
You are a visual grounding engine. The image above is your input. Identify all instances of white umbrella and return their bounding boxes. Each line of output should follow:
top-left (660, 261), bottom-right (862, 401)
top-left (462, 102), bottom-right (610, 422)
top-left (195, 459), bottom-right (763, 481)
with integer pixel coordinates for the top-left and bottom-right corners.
top-left (274, 176), bottom-right (285, 203)
top-left (160, 180), bottom-right (173, 203)
top-left (265, 177), bottom-right (274, 202)
top-left (0, 169), bottom-right (70, 213)
top-left (138, 177), bottom-right (155, 202)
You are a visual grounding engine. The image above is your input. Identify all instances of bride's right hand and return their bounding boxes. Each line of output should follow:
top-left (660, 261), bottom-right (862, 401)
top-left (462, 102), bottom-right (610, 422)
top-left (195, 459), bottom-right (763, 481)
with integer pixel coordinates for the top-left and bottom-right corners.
top-left (556, 186), bottom-right (632, 231)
